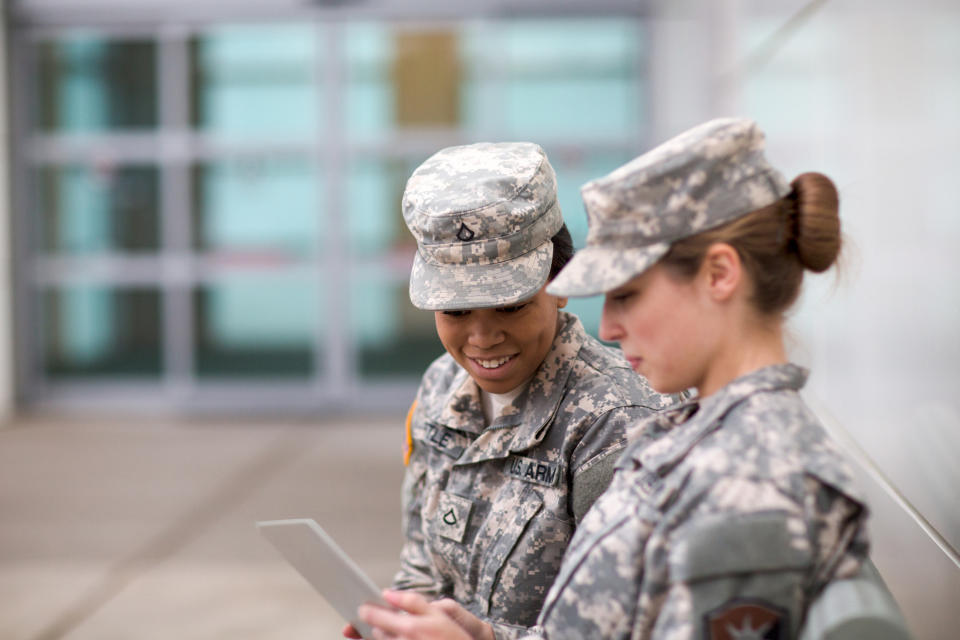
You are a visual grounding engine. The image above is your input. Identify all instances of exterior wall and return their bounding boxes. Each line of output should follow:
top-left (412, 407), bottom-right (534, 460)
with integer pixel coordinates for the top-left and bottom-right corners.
top-left (0, 0), bottom-right (15, 423)
top-left (646, 2), bottom-right (960, 637)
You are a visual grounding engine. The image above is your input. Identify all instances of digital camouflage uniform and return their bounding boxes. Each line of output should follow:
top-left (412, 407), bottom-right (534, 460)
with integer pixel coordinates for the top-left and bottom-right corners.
top-left (397, 142), bottom-right (679, 638)
top-left (535, 119), bottom-right (870, 638)
top-left (519, 364), bottom-right (868, 640)
top-left (394, 311), bottom-right (678, 638)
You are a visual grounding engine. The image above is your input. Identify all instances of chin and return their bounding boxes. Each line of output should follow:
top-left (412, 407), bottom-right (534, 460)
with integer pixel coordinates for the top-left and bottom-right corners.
top-left (647, 376), bottom-right (686, 396)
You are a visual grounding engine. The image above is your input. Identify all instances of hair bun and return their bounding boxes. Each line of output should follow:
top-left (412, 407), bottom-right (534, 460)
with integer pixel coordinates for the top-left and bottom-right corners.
top-left (791, 172), bottom-right (841, 272)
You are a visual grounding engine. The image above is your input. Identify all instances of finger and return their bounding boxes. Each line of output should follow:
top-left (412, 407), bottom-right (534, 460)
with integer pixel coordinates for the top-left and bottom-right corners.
top-left (358, 603), bottom-right (411, 637)
top-left (381, 589), bottom-right (433, 615)
top-left (341, 623), bottom-right (363, 639)
top-left (433, 598), bottom-right (492, 640)
top-left (370, 627), bottom-right (396, 640)
top-left (433, 598), bottom-right (466, 616)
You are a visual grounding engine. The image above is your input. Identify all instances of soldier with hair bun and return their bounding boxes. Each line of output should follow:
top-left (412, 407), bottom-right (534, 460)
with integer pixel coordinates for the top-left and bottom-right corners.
top-left (358, 119), bottom-right (870, 640)
top-left (344, 141), bottom-right (678, 639)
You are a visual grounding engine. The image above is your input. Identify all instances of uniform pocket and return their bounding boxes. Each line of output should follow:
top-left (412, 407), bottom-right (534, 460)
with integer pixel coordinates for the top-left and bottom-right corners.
top-left (475, 483), bottom-right (558, 624)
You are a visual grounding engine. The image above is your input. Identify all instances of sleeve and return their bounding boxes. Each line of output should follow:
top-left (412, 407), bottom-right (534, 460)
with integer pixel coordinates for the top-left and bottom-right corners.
top-left (649, 476), bottom-right (867, 640)
top-left (569, 405), bottom-right (648, 523)
top-left (653, 510), bottom-right (808, 640)
top-left (391, 402), bottom-right (445, 597)
top-left (487, 620), bottom-right (538, 640)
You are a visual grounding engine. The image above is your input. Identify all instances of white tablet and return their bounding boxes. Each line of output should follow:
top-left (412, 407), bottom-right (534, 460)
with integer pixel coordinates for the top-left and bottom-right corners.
top-left (257, 518), bottom-right (388, 639)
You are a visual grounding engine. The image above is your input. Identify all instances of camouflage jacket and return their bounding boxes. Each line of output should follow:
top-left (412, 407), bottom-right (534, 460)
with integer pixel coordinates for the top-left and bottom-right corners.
top-left (522, 363), bottom-right (869, 640)
top-left (393, 312), bottom-right (676, 638)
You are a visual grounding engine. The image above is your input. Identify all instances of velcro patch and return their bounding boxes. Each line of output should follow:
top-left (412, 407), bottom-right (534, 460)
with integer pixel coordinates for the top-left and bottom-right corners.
top-left (420, 423), bottom-right (468, 459)
top-left (436, 492), bottom-right (473, 543)
top-left (505, 455), bottom-right (562, 487)
top-left (704, 599), bottom-right (787, 640)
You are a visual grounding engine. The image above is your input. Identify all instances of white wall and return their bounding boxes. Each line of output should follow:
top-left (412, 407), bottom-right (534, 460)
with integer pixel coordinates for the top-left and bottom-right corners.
top-left (647, 1), bottom-right (960, 637)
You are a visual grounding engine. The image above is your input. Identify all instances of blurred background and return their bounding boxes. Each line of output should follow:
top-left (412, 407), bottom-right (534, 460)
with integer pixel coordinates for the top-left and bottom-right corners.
top-left (0, 0), bottom-right (957, 638)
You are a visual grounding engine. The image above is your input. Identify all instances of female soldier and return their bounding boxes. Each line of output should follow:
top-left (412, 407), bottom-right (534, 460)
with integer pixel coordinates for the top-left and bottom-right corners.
top-left (345, 142), bottom-right (676, 639)
top-left (357, 119), bottom-right (869, 640)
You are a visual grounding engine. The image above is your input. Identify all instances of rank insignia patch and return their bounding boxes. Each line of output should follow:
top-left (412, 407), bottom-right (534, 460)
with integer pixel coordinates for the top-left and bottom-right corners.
top-left (456, 222), bottom-right (476, 241)
top-left (704, 599), bottom-right (787, 640)
top-left (435, 491), bottom-right (473, 543)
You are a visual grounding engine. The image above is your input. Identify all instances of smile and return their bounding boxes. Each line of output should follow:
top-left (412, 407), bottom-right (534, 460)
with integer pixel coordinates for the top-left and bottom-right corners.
top-left (472, 355), bottom-right (515, 369)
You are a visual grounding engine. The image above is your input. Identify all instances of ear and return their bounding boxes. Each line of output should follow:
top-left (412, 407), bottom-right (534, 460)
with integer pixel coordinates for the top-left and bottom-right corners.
top-left (698, 243), bottom-right (742, 303)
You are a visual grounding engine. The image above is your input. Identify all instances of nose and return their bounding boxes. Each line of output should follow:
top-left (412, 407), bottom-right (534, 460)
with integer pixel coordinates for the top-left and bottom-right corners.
top-left (466, 316), bottom-right (505, 349)
top-left (598, 301), bottom-right (624, 343)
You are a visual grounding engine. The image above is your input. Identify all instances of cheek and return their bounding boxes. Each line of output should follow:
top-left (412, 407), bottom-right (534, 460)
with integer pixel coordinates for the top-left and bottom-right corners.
top-left (433, 319), bottom-right (461, 353)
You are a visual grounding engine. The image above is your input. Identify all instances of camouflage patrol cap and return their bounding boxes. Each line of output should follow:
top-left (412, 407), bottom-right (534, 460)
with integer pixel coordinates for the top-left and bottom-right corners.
top-left (403, 141), bottom-right (563, 310)
top-left (547, 118), bottom-right (790, 298)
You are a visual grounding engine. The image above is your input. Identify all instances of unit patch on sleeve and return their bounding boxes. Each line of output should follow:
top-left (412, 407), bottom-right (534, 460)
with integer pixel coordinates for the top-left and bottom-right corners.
top-left (506, 455), bottom-right (562, 487)
top-left (704, 599), bottom-right (788, 640)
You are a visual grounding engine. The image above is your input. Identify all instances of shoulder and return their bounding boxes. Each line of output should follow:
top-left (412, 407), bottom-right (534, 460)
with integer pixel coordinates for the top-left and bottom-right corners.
top-left (567, 332), bottom-right (675, 412)
top-left (680, 390), bottom-right (864, 515)
top-left (417, 351), bottom-right (460, 395)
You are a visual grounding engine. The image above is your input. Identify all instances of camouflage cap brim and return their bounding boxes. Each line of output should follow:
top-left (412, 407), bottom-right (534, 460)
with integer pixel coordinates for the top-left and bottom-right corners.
top-left (546, 242), bottom-right (670, 298)
top-left (410, 240), bottom-right (554, 310)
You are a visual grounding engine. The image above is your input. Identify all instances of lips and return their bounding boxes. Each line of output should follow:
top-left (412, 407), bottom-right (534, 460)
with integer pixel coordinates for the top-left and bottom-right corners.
top-left (625, 356), bottom-right (643, 372)
top-left (474, 355), bottom-right (514, 369)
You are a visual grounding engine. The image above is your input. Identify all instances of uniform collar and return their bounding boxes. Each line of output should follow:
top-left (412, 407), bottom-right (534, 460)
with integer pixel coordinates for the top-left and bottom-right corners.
top-left (430, 312), bottom-right (585, 449)
top-left (635, 363), bottom-right (809, 475)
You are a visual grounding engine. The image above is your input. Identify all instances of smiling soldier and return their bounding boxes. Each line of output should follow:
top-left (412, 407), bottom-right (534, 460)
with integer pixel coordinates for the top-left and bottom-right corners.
top-left (341, 142), bottom-right (679, 640)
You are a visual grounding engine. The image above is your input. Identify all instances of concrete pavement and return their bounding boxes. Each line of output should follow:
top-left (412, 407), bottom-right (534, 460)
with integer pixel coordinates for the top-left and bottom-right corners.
top-left (2, 411), bottom-right (957, 639)
top-left (0, 414), bottom-right (405, 640)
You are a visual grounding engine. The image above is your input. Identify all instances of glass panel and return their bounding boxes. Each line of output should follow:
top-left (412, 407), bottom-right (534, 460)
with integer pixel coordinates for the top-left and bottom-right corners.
top-left (35, 164), bottom-right (159, 254)
top-left (346, 24), bottom-right (461, 138)
top-left (345, 23), bottom-right (393, 139)
top-left (345, 156), bottom-right (423, 259)
top-left (191, 25), bottom-right (320, 138)
top-left (462, 20), bottom-right (643, 141)
top-left (351, 277), bottom-right (443, 379)
top-left (42, 286), bottom-right (162, 377)
top-left (546, 149), bottom-right (635, 338)
top-left (36, 36), bottom-right (157, 132)
top-left (194, 274), bottom-right (318, 378)
top-left (393, 29), bottom-right (461, 128)
top-left (192, 156), bottom-right (321, 258)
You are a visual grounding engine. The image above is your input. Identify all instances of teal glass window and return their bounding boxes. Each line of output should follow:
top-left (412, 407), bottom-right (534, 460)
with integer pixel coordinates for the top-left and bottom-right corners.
top-left (350, 275), bottom-right (443, 379)
top-left (192, 156), bottom-right (321, 258)
top-left (462, 20), bottom-right (644, 141)
top-left (547, 150), bottom-right (636, 336)
top-left (345, 157), bottom-right (421, 258)
top-left (35, 165), bottom-right (159, 254)
top-left (191, 25), bottom-right (320, 138)
top-left (42, 286), bottom-right (162, 377)
top-left (345, 23), bottom-right (393, 139)
top-left (193, 274), bottom-right (318, 378)
top-left (36, 36), bottom-right (157, 132)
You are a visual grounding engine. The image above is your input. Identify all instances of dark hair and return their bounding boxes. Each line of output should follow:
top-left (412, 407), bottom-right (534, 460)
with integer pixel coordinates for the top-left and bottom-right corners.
top-left (549, 224), bottom-right (575, 280)
top-left (660, 172), bottom-right (841, 315)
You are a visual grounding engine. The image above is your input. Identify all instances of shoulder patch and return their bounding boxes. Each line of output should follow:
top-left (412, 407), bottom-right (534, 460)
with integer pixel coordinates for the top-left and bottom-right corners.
top-left (704, 598), bottom-right (788, 640)
top-left (403, 399), bottom-right (417, 466)
top-left (670, 511), bottom-right (810, 582)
